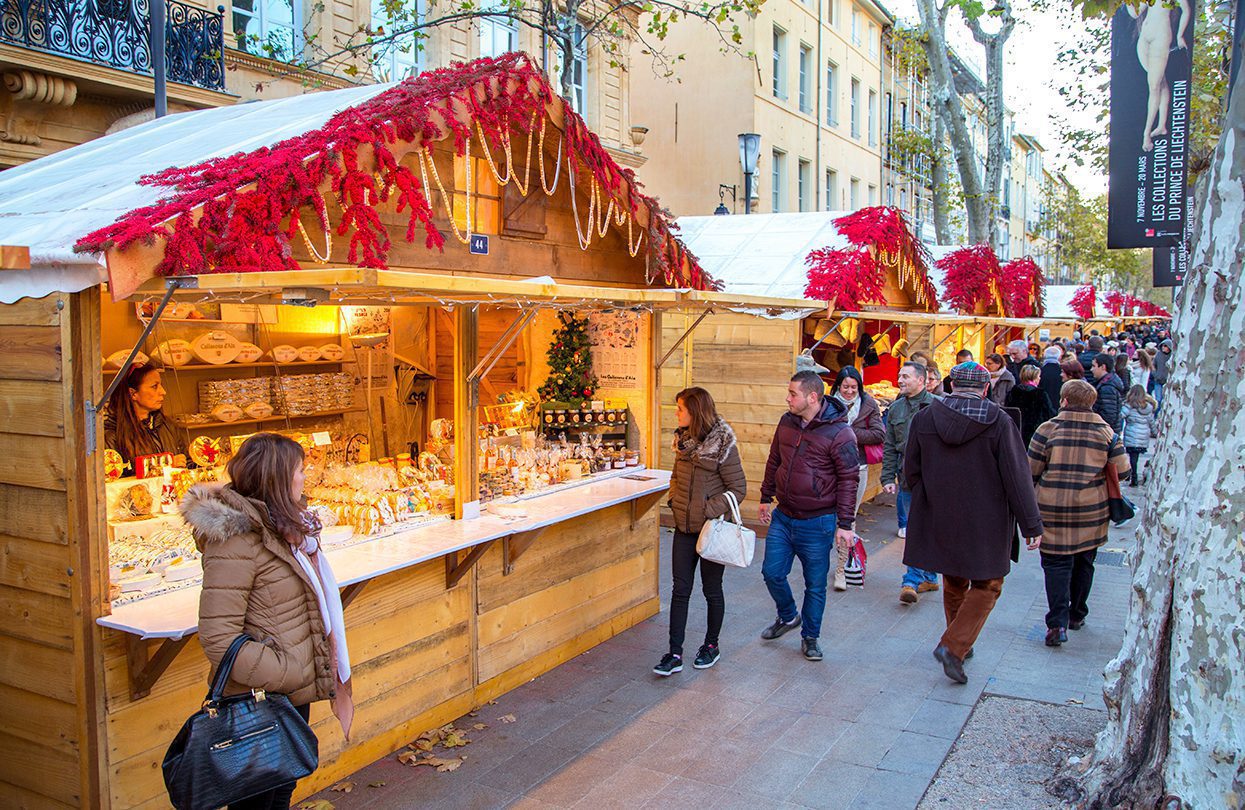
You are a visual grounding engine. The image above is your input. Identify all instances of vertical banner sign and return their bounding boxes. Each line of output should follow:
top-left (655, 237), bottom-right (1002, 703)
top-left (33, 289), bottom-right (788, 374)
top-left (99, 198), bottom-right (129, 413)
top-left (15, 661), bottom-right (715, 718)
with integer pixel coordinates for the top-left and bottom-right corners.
top-left (1107, 0), bottom-right (1196, 248)
top-left (1152, 196), bottom-right (1192, 286)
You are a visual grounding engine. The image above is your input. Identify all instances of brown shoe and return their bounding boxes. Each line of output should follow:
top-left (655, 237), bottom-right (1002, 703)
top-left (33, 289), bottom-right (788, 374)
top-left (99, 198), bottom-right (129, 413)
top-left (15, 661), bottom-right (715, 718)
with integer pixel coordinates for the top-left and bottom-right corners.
top-left (899, 586), bottom-right (918, 604)
top-left (917, 580), bottom-right (940, 593)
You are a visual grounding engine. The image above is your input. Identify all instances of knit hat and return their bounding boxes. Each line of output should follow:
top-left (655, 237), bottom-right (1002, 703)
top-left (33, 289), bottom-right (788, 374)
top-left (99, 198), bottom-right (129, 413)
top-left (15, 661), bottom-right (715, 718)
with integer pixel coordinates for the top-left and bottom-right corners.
top-left (949, 362), bottom-right (990, 389)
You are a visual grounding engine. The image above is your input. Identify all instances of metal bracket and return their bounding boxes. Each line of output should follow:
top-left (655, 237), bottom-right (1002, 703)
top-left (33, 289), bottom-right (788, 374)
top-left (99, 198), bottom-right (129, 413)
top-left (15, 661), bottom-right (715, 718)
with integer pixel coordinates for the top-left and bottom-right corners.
top-left (807, 313), bottom-right (854, 355)
top-left (930, 326), bottom-right (964, 353)
top-left (657, 308), bottom-right (713, 369)
top-left (445, 539), bottom-right (497, 588)
top-left (86, 278), bottom-right (191, 456)
top-left (125, 634), bottom-right (191, 700)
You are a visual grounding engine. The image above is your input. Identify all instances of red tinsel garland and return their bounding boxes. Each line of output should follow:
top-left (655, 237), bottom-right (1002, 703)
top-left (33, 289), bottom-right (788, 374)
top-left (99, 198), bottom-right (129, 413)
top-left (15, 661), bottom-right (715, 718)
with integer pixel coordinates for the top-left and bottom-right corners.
top-left (1137, 300), bottom-right (1172, 318)
top-left (1102, 291), bottom-right (1130, 316)
top-left (804, 206), bottom-right (937, 310)
top-left (999, 257), bottom-right (1046, 318)
top-left (76, 53), bottom-right (716, 291)
top-left (1070, 284), bottom-right (1097, 320)
top-left (938, 244), bottom-right (1002, 314)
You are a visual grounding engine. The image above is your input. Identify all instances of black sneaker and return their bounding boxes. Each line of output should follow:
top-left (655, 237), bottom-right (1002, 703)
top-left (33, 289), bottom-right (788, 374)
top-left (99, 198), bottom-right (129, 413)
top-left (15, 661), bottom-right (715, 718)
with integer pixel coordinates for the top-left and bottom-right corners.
top-left (1069, 619), bottom-right (1085, 631)
top-left (693, 644), bottom-right (720, 669)
top-left (1045, 627), bottom-right (1068, 647)
top-left (761, 614), bottom-right (801, 640)
top-left (801, 638), bottom-right (823, 661)
top-left (652, 653), bottom-right (683, 676)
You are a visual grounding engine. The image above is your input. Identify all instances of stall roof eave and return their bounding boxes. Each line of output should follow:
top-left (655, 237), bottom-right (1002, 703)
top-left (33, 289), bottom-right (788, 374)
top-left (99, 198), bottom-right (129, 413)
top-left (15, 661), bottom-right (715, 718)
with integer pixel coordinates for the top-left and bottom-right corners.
top-left (130, 268), bottom-right (684, 307)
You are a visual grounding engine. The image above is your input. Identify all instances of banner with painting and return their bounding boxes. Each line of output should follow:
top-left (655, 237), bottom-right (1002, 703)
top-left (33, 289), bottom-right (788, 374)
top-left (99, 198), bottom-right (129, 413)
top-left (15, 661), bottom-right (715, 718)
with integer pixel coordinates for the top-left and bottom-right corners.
top-left (1107, 0), bottom-right (1195, 248)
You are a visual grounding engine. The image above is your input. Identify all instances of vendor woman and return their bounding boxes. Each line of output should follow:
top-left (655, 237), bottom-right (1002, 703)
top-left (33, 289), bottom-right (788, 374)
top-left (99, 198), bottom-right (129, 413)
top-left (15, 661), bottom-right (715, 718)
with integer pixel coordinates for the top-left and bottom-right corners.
top-left (104, 362), bottom-right (183, 467)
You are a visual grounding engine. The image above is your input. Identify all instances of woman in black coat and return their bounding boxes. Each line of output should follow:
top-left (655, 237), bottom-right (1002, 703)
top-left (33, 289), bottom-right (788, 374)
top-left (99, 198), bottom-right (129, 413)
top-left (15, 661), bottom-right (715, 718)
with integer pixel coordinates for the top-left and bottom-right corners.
top-left (1005, 365), bottom-right (1056, 447)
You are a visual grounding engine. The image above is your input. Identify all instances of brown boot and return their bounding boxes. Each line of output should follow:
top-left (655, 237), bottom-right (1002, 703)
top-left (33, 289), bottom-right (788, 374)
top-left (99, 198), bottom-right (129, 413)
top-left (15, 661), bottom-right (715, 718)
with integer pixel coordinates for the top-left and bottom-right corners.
top-left (834, 537), bottom-right (848, 591)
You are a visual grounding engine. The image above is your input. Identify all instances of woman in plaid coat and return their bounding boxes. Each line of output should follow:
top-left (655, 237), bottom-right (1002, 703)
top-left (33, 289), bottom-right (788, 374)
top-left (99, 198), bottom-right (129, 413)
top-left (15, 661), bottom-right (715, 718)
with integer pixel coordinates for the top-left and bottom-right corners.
top-left (1027, 379), bottom-right (1131, 647)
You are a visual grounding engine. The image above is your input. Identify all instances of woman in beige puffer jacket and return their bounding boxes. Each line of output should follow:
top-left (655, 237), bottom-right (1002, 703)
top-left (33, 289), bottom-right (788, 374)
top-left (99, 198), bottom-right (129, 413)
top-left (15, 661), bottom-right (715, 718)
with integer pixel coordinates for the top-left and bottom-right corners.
top-left (655, 387), bottom-right (747, 677)
top-left (181, 432), bottom-right (351, 810)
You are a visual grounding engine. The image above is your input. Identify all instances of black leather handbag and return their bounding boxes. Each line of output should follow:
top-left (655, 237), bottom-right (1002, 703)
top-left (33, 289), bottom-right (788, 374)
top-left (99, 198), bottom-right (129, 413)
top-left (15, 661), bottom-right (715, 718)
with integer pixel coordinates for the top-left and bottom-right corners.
top-left (162, 634), bottom-right (318, 810)
top-left (1105, 461), bottom-right (1136, 525)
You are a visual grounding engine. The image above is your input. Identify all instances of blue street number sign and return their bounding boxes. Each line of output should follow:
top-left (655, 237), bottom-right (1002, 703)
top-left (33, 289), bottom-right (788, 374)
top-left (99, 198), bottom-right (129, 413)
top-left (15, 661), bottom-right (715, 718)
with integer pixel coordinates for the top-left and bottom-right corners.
top-left (469, 234), bottom-right (489, 255)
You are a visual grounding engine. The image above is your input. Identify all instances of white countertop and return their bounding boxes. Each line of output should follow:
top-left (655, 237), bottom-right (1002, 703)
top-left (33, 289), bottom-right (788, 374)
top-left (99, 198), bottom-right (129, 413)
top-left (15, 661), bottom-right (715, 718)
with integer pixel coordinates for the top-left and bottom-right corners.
top-left (97, 469), bottom-right (671, 640)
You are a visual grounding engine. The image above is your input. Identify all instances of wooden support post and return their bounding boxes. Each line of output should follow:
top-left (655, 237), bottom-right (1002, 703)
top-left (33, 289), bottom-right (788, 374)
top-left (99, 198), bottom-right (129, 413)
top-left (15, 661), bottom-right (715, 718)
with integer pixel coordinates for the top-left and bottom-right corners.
top-left (445, 539), bottom-right (495, 589)
top-left (647, 310), bottom-right (662, 469)
top-left (453, 305), bottom-right (480, 519)
top-left (630, 490), bottom-right (666, 530)
top-left (125, 635), bottom-right (191, 700)
top-left (502, 527), bottom-right (547, 575)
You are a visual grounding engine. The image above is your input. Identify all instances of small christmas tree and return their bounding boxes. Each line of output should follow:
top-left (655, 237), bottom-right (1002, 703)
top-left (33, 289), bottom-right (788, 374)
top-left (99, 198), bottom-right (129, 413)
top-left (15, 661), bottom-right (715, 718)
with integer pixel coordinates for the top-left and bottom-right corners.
top-left (538, 312), bottom-right (597, 404)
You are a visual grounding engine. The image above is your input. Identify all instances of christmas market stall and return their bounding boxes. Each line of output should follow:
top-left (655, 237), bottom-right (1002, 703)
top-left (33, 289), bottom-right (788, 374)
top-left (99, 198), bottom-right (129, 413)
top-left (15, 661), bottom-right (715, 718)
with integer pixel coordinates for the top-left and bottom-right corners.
top-left (927, 245), bottom-right (1047, 362)
top-left (671, 207), bottom-right (946, 512)
top-left (1044, 283), bottom-right (1124, 338)
top-left (0, 54), bottom-right (713, 808)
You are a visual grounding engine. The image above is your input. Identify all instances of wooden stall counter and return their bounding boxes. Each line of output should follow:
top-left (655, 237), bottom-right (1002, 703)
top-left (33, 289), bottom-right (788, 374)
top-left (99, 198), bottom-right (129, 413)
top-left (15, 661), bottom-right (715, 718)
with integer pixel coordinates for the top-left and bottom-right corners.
top-left (98, 470), bottom-right (669, 808)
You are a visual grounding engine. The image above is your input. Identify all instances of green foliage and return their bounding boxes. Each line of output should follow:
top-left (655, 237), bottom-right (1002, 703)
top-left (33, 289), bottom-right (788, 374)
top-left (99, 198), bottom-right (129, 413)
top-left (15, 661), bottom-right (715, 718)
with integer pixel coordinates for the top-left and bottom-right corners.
top-left (537, 312), bottom-right (598, 404)
top-left (1042, 188), bottom-right (1153, 294)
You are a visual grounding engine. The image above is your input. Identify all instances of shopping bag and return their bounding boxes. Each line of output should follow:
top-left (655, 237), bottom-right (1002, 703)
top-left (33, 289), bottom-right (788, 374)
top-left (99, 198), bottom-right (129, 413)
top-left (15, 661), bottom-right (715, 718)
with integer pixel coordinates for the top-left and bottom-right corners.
top-left (696, 492), bottom-right (756, 568)
top-left (844, 536), bottom-right (867, 587)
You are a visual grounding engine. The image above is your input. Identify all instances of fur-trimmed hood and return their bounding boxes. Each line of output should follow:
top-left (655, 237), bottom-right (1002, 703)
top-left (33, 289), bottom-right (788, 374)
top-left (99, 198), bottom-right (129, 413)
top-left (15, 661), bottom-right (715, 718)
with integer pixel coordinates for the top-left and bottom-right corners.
top-left (675, 417), bottom-right (738, 464)
top-left (180, 483), bottom-right (270, 551)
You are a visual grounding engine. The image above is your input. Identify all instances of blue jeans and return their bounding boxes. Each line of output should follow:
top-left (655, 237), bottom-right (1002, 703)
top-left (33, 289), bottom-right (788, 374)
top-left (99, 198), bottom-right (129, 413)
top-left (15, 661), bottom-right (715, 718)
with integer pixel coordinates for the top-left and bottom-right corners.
top-left (1153, 382), bottom-right (1164, 412)
top-left (896, 489), bottom-right (936, 587)
top-left (896, 488), bottom-right (912, 529)
top-left (761, 508), bottom-right (833, 640)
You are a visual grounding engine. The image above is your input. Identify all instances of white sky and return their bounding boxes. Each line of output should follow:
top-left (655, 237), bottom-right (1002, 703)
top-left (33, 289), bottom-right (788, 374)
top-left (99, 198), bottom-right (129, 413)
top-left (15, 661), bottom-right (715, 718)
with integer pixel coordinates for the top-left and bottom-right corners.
top-left (887, 0), bottom-right (1108, 195)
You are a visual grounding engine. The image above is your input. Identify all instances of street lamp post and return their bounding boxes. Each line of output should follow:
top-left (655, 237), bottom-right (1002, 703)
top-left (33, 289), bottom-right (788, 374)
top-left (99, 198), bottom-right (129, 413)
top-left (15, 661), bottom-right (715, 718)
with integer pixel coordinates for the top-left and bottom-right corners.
top-left (738, 133), bottom-right (760, 215)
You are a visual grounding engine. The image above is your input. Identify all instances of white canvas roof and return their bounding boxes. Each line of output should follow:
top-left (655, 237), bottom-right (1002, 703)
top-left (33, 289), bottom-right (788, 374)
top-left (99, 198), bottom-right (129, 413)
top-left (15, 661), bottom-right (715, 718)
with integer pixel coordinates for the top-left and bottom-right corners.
top-left (0, 82), bottom-right (391, 304)
top-left (676, 212), bottom-right (854, 300)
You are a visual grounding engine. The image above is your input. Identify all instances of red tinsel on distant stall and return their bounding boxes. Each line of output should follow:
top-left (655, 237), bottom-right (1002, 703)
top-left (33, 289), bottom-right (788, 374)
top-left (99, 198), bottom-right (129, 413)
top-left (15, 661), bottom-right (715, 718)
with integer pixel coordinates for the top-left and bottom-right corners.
top-left (75, 53), bottom-right (716, 291)
top-left (1070, 284), bottom-right (1097, 320)
top-left (999, 256), bottom-right (1046, 318)
top-left (804, 207), bottom-right (937, 310)
top-left (938, 244), bottom-right (1002, 314)
top-left (1102, 291), bottom-right (1130, 316)
top-left (1137, 299), bottom-right (1172, 318)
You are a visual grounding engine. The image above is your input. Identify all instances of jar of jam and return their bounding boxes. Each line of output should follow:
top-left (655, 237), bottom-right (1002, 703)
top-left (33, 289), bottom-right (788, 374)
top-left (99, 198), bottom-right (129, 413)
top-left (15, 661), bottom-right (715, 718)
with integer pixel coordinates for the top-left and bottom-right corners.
top-left (543, 410), bottom-right (554, 425)
top-left (606, 409), bottom-right (617, 424)
top-left (555, 410), bottom-right (567, 425)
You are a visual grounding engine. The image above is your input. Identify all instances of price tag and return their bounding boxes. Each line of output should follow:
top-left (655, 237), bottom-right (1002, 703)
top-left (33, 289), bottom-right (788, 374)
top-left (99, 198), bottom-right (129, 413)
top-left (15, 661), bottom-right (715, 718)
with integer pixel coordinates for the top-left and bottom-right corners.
top-left (312, 431), bottom-right (333, 447)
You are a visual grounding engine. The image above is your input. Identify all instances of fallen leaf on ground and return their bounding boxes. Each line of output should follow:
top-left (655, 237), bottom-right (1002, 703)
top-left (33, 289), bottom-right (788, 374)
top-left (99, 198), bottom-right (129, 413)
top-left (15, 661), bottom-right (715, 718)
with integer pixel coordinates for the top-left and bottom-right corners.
top-left (1066, 698), bottom-right (1084, 705)
top-left (407, 755), bottom-right (465, 773)
top-left (443, 731), bottom-right (470, 748)
top-left (397, 749), bottom-right (421, 765)
top-left (329, 781), bottom-right (355, 793)
top-left (498, 714), bottom-right (516, 723)
top-left (472, 723), bottom-right (488, 730)
top-left (368, 781), bottom-right (386, 788)
top-left (468, 710), bottom-right (480, 717)
top-left (297, 801), bottom-right (335, 810)
top-left (414, 738), bottom-right (437, 752)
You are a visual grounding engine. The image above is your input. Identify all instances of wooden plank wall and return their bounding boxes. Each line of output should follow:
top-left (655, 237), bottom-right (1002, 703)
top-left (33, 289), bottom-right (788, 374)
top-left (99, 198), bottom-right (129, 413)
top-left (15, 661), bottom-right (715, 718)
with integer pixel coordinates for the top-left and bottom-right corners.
top-left (0, 290), bottom-right (105, 808)
top-left (659, 312), bottom-right (797, 516)
top-left (475, 504), bottom-right (659, 690)
top-left (102, 559), bottom-right (476, 808)
top-left (433, 306), bottom-right (523, 420)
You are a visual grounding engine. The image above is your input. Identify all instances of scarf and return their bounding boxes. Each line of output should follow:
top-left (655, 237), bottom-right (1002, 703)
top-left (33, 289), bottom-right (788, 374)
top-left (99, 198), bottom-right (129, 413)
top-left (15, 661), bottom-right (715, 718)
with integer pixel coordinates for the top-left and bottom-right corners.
top-left (292, 511), bottom-right (354, 739)
top-left (833, 392), bottom-right (861, 425)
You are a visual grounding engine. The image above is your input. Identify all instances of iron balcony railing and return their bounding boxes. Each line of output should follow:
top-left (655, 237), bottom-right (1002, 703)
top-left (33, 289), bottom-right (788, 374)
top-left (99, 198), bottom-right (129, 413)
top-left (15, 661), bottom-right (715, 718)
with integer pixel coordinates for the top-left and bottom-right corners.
top-left (1, 0), bottom-right (226, 91)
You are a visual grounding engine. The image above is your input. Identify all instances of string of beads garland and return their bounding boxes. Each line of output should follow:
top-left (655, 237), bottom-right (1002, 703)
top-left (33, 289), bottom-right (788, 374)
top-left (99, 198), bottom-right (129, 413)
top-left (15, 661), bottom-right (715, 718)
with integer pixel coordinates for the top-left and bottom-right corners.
top-left (75, 53), bottom-right (718, 291)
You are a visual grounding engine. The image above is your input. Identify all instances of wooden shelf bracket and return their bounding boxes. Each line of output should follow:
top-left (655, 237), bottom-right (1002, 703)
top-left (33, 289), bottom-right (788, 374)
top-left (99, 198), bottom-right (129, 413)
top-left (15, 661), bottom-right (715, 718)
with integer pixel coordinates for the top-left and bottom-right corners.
top-left (445, 539), bottom-right (496, 589)
top-left (630, 491), bottom-right (666, 530)
top-left (340, 580), bottom-right (369, 611)
top-left (502, 527), bottom-right (547, 576)
top-left (125, 634), bottom-right (192, 700)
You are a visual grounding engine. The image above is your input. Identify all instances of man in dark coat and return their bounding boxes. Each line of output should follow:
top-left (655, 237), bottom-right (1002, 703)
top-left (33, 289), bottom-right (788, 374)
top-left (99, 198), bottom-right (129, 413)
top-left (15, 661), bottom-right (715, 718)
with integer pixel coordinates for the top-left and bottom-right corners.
top-left (1078, 336), bottom-right (1104, 374)
top-left (902, 362), bottom-right (1044, 684)
top-left (1005, 340), bottom-right (1041, 381)
top-left (1090, 354), bottom-right (1125, 434)
top-left (1038, 346), bottom-right (1064, 412)
top-left (758, 370), bottom-right (860, 662)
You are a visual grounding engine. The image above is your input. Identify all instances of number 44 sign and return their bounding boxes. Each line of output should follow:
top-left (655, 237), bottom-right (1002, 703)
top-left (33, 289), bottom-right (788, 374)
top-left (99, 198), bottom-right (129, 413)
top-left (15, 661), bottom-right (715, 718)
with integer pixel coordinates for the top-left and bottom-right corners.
top-left (469, 234), bottom-right (489, 255)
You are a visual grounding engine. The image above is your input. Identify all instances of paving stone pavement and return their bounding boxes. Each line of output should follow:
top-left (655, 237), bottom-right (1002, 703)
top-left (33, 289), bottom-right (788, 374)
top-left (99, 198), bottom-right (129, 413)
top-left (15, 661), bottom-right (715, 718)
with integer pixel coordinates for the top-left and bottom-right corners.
top-left (307, 492), bottom-right (1141, 810)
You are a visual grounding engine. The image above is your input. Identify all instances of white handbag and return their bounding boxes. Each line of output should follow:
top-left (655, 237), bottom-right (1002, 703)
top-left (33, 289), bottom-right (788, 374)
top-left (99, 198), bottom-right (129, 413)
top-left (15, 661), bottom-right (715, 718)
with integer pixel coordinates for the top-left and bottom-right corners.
top-left (696, 491), bottom-right (756, 568)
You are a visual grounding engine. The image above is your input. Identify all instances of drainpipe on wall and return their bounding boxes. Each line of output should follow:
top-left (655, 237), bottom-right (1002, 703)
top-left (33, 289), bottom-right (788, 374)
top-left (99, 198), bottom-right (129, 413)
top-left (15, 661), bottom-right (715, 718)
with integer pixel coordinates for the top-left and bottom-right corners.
top-left (878, 17), bottom-right (887, 203)
top-left (815, 0), bottom-right (824, 211)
